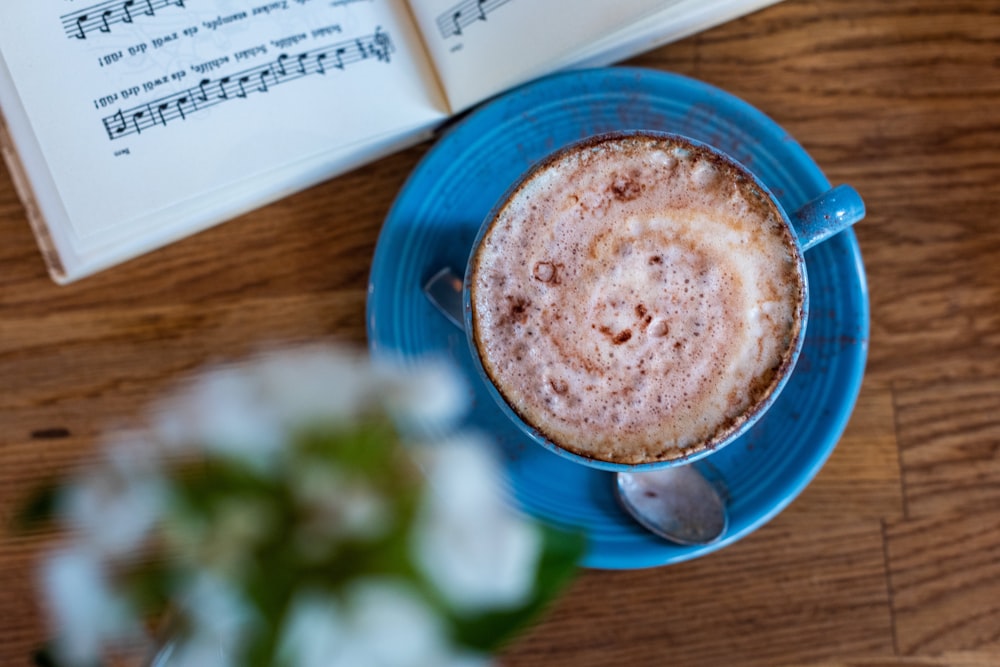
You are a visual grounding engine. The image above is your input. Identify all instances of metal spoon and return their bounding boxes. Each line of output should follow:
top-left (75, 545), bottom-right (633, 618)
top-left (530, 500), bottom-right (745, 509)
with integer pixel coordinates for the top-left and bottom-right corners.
top-left (615, 466), bottom-right (726, 544)
top-left (423, 267), bottom-right (728, 545)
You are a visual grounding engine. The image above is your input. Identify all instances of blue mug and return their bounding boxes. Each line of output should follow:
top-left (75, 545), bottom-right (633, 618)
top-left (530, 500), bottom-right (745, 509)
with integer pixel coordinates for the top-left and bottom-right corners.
top-left (461, 131), bottom-right (865, 472)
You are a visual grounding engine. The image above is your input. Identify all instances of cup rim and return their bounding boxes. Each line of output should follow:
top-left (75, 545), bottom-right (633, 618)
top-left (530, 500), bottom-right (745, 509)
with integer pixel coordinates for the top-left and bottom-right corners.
top-left (462, 130), bottom-right (810, 472)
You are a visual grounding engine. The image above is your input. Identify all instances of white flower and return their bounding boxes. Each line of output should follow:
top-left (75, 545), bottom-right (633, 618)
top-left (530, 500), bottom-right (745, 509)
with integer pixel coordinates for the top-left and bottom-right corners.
top-left (254, 346), bottom-right (378, 428)
top-left (152, 346), bottom-right (472, 471)
top-left (340, 580), bottom-right (447, 667)
top-left (412, 437), bottom-right (542, 613)
top-left (152, 346), bottom-right (392, 470)
top-left (277, 591), bottom-right (345, 667)
top-left (341, 580), bottom-right (492, 667)
top-left (41, 548), bottom-right (142, 666)
top-left (377, 356), bottom-right (469, 431)
top-left (62, 437), bottom-right (167, 558)
top-left (156, 634), bottom-right (234, 667)
top-left (176, 573), bottom-right (257, 653)
top-left (279, 581), bottom-right (491, 667)
top-left (149, 576), bottom-right (256, 667)
top-left (153, 365), bottom-right (286, 470)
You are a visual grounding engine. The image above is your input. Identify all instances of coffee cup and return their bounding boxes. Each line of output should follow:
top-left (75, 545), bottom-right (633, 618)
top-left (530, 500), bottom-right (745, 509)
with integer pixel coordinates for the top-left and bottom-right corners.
top-left (463, 131), bottom-right (864, 471)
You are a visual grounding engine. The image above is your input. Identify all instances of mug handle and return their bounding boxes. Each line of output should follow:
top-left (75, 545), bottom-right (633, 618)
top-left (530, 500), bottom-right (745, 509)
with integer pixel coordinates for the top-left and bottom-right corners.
top-left (790, 184), bottom-right (866, 252)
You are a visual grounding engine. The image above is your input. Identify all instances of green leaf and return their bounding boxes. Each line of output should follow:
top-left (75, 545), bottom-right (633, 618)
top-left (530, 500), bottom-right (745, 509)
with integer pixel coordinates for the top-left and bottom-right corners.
top-left (298, 418), bottom-right (404, 480)
top-left (13, 482), bottom-right (62, 532)
top-left (122, 559), bottom-right (176, 617)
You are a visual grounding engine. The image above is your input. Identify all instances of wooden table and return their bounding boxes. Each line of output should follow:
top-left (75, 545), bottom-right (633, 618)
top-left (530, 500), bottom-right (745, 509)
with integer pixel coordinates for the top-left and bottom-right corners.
top-left (2, 1), bottom-right (998, 664)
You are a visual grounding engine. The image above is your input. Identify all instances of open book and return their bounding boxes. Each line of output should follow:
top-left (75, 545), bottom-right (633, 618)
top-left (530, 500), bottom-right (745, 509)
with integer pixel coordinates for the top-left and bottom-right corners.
top-left (0, 0), bottom-right (780, 283)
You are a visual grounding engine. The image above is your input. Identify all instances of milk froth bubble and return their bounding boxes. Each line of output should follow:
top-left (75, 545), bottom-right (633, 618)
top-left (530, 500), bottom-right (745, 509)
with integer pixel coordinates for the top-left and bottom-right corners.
top-left (470, 133), bottom-right (805, 465)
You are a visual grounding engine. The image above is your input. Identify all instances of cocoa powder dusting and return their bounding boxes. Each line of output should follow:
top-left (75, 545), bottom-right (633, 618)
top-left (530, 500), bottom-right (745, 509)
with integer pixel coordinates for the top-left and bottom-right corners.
top-left (610, 174), bottom-right (643, 201)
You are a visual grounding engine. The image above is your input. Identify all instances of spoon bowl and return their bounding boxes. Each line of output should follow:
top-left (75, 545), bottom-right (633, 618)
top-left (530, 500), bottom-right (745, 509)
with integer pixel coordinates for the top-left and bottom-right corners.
top-left (616, 467), bottom-right (727, 545)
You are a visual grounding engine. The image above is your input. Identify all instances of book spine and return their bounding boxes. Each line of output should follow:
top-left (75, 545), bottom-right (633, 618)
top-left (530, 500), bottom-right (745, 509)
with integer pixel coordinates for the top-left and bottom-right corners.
top-left (0, 108), bottom-right (67, 282)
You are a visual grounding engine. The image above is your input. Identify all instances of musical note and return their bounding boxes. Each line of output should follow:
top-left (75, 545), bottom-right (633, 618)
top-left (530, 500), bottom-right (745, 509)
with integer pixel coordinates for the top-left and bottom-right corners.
top-left (258, 70), bottom-right (272, 93)
top-left (100, 9), bottom-right (113, 33)
top-left (105, 109), bottom-right (127, 136)
top-left (102, 29), bottom-right (397, 141)
top-left (372, 28), bottom-right (393, 62)
top-left (61, 0), bottom-right (186, 40)
top-left (131, 108), bottom-right (146, 135)
top-left (74, 15), bottom-right (88, 40)
top-left (436, 0), bottom-right (514, 40)
top-left (156, 102), bottom-right (169, 126)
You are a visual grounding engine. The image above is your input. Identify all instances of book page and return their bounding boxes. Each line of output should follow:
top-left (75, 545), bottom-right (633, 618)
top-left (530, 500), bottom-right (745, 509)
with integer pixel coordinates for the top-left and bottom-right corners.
top-left (0, 0), bottom-right (446, 249)
top-left (559, 0), bottom-right (783, 71)
top-left (407, 0), bottom-right (671, 111)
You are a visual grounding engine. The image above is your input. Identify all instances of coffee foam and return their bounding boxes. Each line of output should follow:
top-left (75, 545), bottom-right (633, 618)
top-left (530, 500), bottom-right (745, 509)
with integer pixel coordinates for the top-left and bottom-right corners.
top-left (471, 134), bottom-right (804, 465)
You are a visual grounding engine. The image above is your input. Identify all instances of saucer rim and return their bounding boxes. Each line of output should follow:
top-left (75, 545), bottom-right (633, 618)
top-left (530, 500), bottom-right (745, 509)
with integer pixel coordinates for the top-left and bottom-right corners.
top-left (366, 67), bottom-right (870, 569)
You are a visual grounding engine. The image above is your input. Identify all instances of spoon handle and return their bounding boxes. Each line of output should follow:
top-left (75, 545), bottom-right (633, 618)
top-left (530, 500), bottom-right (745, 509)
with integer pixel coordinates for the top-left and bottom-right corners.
top-left (423, 267), bottom-right (466, 331)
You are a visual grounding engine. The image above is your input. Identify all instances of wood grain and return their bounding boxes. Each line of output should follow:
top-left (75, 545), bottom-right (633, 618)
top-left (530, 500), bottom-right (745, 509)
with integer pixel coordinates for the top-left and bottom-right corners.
top-left (789, 650), bottom-right (1000, 667)
top-left (886, 510), bottom-right (1000, 654)
top-left (799, 382), bottom-right (903, 521)
top-left (502, 507), bottom-right (894, 667)
top-left (2, 0), bottom-right (1000, 665)
top-left (894, 377), bottom-right (1000, 519)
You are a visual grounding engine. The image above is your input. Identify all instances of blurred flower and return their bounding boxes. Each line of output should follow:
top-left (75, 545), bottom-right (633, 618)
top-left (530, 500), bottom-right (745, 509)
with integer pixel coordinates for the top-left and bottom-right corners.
top-left (279, 581), bottom-right (488, 667)
top-left (27, 344), bottom-right (583, 667)
top-left (41, 548), bottom-right (143, 665)
top-left (153, 365), bottom-right (286, 470)
top-left (413, 437), bottom-right (542, 613)
top-left (176, 573), bottom-right (258, 656)
top-left (337, 579), bottom-right (489, 667)
top-left (377, 356), bottom-right (470, 430)
top-left (160, 633), bottom-right (233, 667)
top-left (254, 345), bottom-right (379, 428)
top-left (62, 439), bottom-right (167, 559)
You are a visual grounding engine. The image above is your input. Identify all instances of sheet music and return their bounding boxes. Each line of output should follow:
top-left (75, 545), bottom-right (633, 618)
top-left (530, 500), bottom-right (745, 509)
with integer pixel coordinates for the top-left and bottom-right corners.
top-left (409, 0), bottom-right (667, 111)
top-left (101, 28), bottom-right (397, 141)
top-left (432, 0), bottom-right (512, 39)
top-left (62, 0), bottom-right (189, 41)
top-left (0, 0), bottom-right (446, 245)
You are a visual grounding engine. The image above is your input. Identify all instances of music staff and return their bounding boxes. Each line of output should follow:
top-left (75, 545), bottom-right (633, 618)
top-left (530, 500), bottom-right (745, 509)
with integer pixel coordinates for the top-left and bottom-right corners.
top-left (102, 28), bottom-right (395, 141)
top-left (62, 0), bottom-right (185, 40)
top-left (435, 0), bottom-right (513, 39)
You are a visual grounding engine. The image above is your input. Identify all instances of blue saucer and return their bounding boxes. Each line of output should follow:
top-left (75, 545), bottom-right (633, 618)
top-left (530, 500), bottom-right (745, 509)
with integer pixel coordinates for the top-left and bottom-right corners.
top-left (366, 68), bottom-right (869, 569)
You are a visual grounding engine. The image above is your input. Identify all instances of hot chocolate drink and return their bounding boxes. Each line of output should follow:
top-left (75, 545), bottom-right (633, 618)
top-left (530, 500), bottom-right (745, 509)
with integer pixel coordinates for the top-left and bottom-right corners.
top-left (469, 133), bottom-right (805, 465)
